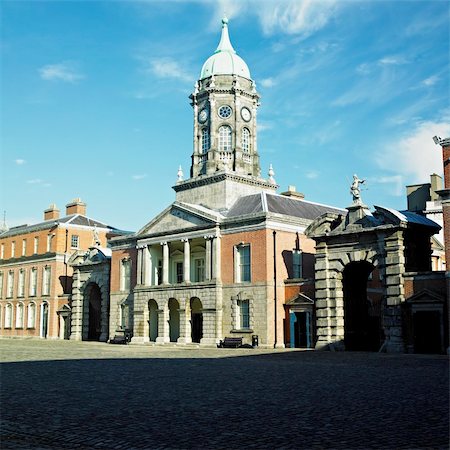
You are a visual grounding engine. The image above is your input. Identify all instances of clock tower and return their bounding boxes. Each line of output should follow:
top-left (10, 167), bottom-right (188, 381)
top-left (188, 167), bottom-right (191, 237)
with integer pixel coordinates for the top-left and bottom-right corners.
top-left (174, 17), bottom-right (277, 211)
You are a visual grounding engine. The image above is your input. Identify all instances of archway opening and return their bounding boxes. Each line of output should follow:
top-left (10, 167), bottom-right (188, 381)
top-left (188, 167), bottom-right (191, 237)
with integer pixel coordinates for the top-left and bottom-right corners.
top-left (168, 298), bottom-right (180, 342)
top-left (190, 297), bottom-right (203, 343)
top-left (86, 283), bottom-right (102, 341)
top-left (148, 299), bottom-right (159, 342)
top-left (343, 261), bottom-right (381, 351)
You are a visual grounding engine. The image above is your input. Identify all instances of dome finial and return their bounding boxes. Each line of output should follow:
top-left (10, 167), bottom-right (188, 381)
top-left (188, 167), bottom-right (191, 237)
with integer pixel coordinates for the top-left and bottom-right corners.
top-left (222, 15), bottom-right (228, 25)
top-left (215, 15), bottom-right (235, 54)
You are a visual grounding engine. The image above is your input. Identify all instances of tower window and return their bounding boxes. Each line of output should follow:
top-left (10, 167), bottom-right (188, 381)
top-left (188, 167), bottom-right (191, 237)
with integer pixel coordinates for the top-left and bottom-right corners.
top-left (218, 105), bottom-right (232, 119)
top-left (242, 128), bottom-right (250, 153)
top-left (219, 125), bottom-right (232, 152)
top-left (201, 128), bottom-right (210, 153)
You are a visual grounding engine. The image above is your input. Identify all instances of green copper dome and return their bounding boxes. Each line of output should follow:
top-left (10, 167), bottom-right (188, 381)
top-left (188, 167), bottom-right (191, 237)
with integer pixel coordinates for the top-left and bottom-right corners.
top-left (200, 18), bottom-right (251, 80)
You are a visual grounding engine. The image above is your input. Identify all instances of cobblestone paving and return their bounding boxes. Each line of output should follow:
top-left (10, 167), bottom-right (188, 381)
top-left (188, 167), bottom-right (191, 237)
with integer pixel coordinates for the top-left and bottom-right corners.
top-left (0, 339), bottom-right (448, 449)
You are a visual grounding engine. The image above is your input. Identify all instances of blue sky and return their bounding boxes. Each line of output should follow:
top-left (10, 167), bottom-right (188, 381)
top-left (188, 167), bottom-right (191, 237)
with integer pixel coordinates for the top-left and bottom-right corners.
top-left (1, 0), bottom-right (449, 231)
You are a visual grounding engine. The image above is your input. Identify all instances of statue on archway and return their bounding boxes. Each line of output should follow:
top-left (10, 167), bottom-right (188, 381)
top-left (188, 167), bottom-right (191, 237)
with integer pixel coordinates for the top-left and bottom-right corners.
top-left (350, 174), bottom-right (366, 204)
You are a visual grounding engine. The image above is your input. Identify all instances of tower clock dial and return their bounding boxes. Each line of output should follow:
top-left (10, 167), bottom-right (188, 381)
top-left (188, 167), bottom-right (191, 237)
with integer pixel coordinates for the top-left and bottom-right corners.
top-left (198, 108), bottom-right (209, 123)
top-left (241, 107), bottom-right (251, 122)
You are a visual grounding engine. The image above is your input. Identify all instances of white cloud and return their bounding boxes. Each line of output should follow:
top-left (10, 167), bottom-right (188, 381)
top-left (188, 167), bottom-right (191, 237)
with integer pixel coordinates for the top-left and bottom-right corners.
top-left (306, 170), bottom-right (319, 179)
top-left (39, 62), bottom-right (84, 83)
top-left (147, 57), bottom-right (191, 82)
top-left (378, 55), bottom-right (408, 66)
top-left (423, 75), bottom-right (439, 87)
top-left (257, 122), bottom-right (273, 132)
top-left (15, 159), bottom-right (26, 165)
top-left (376, 119), bottom-right (450, 184)
top-left (370, 175), bottom-right (404, 197)
top-left (132, 174), bottom-right (147, 180)
top-left (260, 78), bottom-right (276, 88)
top-left (27, 179), bottom-right (43, 184)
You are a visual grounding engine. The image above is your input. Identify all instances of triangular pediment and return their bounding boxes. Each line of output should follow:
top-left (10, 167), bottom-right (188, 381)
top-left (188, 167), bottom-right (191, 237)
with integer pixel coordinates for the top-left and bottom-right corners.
top-left (137, 202), bottom-right (221, 236)
top-left (405, 289), bottom-right (444, 304)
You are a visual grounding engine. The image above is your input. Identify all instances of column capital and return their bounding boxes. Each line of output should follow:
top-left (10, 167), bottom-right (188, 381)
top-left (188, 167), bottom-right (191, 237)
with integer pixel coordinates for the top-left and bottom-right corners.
top-left (204, 234), bottom-right (215, 240)
top-left (181, 238), bottom-right (189, 243)
top-left (160, 241), bottom-right (168, 246)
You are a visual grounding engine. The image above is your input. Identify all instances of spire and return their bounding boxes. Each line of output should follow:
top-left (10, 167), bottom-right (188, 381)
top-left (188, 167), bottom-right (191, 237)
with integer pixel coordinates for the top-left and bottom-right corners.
top-left (215, 17), bottom-right (236, 54)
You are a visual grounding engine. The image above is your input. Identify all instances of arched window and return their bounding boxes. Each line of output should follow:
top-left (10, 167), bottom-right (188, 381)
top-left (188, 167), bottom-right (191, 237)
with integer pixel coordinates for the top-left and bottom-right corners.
top-left (242, 128), bottom-right (250, 153)
top-left (27, 302), bottom-right (36, 328)
top-left (201, 128), bottom-right (210, 153)
top-left (16, 303), bottom-right (24, 328)
top-left (5, 304), bottom-right (12, 328)
top-left (218, 125), bottom-right (232, 152)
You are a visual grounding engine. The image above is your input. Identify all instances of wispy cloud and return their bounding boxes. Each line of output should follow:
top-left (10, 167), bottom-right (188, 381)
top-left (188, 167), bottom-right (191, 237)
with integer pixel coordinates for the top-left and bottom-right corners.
top-left (26, 178), bottom-right (51, 187)
top-left (15, 159), bottom-right (26, 165)
top-left (422, 75), bottom-right (439, 87)
top-left (258, 122), bottom-right (273, 132)
top-left (132, 174), bottom-right (147, 180)
top-left (378, 55), bottom-right (408, 66)
top-left (260, 77), bottom-right (276, 88)
top-left (376, 118), bottom-right (450, 183)
top-left (38, 62), bottom-right (84, 83)
top-left (306, 170), bottom-right (319, 179)
top-left (370, 175), bottom-right (404, 197)
top-left (145, 57), bottom-right (191, 82)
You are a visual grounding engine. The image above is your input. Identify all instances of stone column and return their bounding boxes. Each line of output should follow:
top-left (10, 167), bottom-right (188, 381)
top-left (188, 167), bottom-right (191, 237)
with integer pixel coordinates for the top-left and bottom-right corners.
top-left (99, 279), bottom-right (109, 342)
top-left (161, 242), bottom-right (169, 285)
top-left (212, 235), bottom-right (221, 281)
top-left (70, 269), bottom-right (83, 341)
top-left (136, 246), bottom-right (143, 285)
top-left (204, 236), bottom-right (212, 281)
top-left (142, 245), bottom-right (149, 285)
top-left (178, 299), bottom-right (192, 344)
top-left (200, 308), bottom-right (217, 345)
top-left (156, 306), bottom-right (170, 344)
top-left (182, 239), bottom-right (190, 283)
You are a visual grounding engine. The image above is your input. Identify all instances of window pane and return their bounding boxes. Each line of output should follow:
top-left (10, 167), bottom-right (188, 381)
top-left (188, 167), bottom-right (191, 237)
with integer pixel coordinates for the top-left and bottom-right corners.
top-left (238, 299), bottom-right (250, 329)
top-left (239, 245), bottom-right (251, 282)
top-left (242, 128), bottom-right (250, 153)
top-left (201, 128), bottom-right (210, 153)
top-left (219, 126), bottom-right (232, 152)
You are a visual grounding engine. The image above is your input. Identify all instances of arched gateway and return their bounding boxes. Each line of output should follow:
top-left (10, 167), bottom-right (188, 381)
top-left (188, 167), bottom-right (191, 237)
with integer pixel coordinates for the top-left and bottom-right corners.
top-left (305, 197), bottom-right (440, 352)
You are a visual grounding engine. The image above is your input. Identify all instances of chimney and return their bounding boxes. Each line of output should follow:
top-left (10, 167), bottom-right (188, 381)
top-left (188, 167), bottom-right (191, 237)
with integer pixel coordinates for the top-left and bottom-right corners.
top-left (430, 173), bottom-right (443, 201)
top-left (66, 198), bottom-right (86, 216)
top-left (44, 203), bottom-right (60, 220)
top-left (280, 185), bottom-right (305, 199)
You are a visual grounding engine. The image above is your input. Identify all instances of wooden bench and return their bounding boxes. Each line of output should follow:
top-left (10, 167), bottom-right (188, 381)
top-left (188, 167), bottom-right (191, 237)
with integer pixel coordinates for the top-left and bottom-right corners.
top-left (218, 337), bottom-right (243, 348)
top-left (109, 330), bottom-right (132, 345)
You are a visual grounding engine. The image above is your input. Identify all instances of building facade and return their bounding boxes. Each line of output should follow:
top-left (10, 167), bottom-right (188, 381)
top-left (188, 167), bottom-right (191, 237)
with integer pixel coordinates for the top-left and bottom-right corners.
top-left (0, 199), bottom-right (121, 339)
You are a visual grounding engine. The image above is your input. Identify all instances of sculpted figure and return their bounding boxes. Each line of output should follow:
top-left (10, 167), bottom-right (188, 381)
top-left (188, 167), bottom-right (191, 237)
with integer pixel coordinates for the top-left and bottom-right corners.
top-left (351, 174), bottom-right (365, 204)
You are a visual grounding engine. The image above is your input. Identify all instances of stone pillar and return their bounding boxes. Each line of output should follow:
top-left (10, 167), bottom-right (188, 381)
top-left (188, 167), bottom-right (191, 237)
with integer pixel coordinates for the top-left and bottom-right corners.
top-left (212, 235), bottom-right (221, 281)
top-left (182, 239), bottom-right (191, 283)
top-left (142, 245), bottom-right (149, 285)
top-left (383, 231), bottom-right (406, 353)
top-left (70, 269), bottom-right (83, 341)
top-left (200, 309), bottom-right (217, 345)
top-left (156, 307), bottom-right (170, 344)
top-left (161, 242), bottom-right (169, 285)
top-left (136, 247), bottom-right (143, 285)
top-left (99, 280), bottom-right (109, 342)
top-left (204, 236), bottom-right (212, 281)
top-left (178, 300), bottom-right (192, 344)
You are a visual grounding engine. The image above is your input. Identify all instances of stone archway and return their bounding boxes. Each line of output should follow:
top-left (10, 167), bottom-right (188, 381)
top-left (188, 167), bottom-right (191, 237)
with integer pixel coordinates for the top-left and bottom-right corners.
top-left (168, 298), bottom-right (180, 342)
top-left (190, 297), bottom-right (203, 343)
top-left (342, 261), bottom-right (381, 351)
top-left (148, 299), bottom-right (159, 342)
top-left (85, 283), bottom-right (102, 341)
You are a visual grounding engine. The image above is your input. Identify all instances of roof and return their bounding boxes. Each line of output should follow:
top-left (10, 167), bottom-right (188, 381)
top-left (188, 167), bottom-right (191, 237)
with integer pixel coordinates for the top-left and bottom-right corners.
top-left (399, 210), bottom-right (441, 229)
top-left (200, 18), bottom-right (251, 80)
top-left (227, 192), bottom-right (345, 221)
top-left (0, 214), bottom-right (128, 238)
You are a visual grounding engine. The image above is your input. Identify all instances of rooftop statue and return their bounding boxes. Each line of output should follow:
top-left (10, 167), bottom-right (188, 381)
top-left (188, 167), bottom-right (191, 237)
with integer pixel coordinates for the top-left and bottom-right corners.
top-left (350, 174), bottom-right (365, 204)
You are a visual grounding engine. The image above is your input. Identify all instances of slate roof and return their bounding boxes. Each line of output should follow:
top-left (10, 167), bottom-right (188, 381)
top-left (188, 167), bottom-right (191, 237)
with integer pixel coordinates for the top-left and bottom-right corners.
top-left (1, 214), bottom-right (128, 238)
top-left (227, 192), bottom-right (345, 221)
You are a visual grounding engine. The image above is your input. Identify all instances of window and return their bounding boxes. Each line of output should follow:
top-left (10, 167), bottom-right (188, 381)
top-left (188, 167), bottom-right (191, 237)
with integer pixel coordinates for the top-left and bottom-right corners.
top-left (157, 259), bottom-right (163, 285)
top-left (29, 268), bottom-right (37, 296)
top-left (176, 262), bottom-right (183, 284)
top-left (5, 304), bottom-right (12, 328)
top-left (71, 235), bottom-right (79, 249)
top-left (0, 243), bottom-right (4, 259)
top-left (47, 234), bottom-right (54, 252)
top-left (18, 270), bottom-right (25, 297)
top-left (194, 258), bottom-right (205, 282)
top-left (16, 303), bottom-right (24, 328)
top-left (242, 128), bottom-right (250, 153)
top-left (218, 105), bottom-right (232, 118)
top-left (237, 299), bottom-right (250, 329)
top-left (201, 128), bottom-right (210, 153)
top-left (120, 303), bottom-right (129, 329)
top-left (120, 259), bottom-right (131, 291)
top-left (236, 244), bottom-right (251, 282)
top-left (11, 241), bottom-right (16, 257)
top-left (27, 303), bottom-right (36, 328)
top-left (292, 250), bottom-right (303, 279)
top-left (43, 266), bottom-right (51, 296)
top-left (22, 239), bottom-right (27, 256)
top-left (218, 125), bottom-right (232, 152)
top-left (0, 272), bottom-right (3, 298)
top-left (33, 237), bottom-right (39, 254)
top-left (7, 271), bottom-right (14, 298)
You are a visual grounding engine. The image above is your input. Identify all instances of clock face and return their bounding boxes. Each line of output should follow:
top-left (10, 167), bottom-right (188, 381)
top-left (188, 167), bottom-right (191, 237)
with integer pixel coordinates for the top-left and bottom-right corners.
top-left (198, 108), bottom-right (208, 123)
top-left (218, 105), bottom-right (232, 119)
top-left (241, 107), bottom-right (251, 122)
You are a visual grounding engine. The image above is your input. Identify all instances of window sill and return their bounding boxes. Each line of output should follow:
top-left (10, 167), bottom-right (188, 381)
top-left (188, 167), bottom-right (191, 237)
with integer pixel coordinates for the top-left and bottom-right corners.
top-left (15, 327), bottom-right (23, 330)
top-left (27, 327), bottom-right (35, 330)
top-left (231, 329), bottom-right (254, 334)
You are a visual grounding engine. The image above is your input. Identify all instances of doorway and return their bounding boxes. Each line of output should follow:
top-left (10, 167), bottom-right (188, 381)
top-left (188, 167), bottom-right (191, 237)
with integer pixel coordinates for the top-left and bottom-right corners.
top-left (40, 302), bottom-right (49, 338)
top-left (148, 299), bottom-right (159, 342)
top-left (413, 311), bottom-right (441, 354)
top-left (168, 298), bottom-right (180, 342)
top-left (87, 284), bottom-right (102, 341)
top-left (289, 311), bottom-right (312, 348)
top-left (190, 298), bottom-right (203, 343)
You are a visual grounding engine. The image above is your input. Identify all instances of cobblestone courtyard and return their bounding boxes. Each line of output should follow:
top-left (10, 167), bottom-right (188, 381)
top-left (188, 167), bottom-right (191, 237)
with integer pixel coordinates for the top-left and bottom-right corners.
top-left (1, 340), bottom-right (448, 449)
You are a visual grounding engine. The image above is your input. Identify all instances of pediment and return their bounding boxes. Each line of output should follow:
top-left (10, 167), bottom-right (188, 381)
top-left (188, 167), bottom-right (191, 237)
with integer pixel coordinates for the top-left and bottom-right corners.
top-left (137, 203), bottom-right (218, 236)
top-left (405, 289), bottom-right (444, 304)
